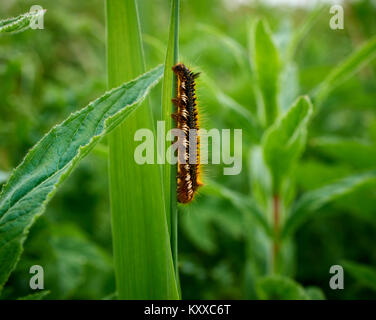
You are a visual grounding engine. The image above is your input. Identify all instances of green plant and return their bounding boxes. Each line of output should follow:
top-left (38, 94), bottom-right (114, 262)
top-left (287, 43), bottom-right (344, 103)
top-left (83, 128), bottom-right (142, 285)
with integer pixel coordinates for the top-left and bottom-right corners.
top-left (0, 64), bottom-right (163, 292)
top-left (249, 18), bottom-right (376, 279)
top-left (105, 0), bottom-right (179, 299)
top-left (183, 12), bottom-right (376, 298)
top-left (0, 1), bottom-right (182, 300)
top-left (0, 9), bottom-right (45, 34)
top-left (176, 3), bottom-right (376, 298)
top-left (1, 1), bottom-right (376, 300)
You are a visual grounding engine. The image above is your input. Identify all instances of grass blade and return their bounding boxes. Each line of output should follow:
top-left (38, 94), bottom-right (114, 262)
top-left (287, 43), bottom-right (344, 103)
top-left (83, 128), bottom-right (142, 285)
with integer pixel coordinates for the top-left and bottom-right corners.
top-left (106, 0), bottom-right (178, 299)
top-left (161, 0), bottom-right (180, 289)
top-left (313, 36), bottom-right (376, 106)
top-left (0, 65), bottom-right (164, 290)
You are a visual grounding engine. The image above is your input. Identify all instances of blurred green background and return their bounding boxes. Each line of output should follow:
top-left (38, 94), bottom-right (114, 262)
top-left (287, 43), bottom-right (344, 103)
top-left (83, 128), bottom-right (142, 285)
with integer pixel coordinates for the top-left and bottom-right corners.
top-left (1, 0), bottom-right (376, 299)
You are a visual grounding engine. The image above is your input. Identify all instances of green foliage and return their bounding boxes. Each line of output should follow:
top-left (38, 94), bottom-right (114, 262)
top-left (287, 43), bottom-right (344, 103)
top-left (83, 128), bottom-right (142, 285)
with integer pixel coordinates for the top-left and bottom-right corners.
top-left (263, 96), bottom-right (313, 193)
top-left (203, 182), bottom-right (270, 235)
top-left (256, 275), bottom-right (309, 300)
top-left (304, 287), bottom-right (325, 300)
top-left (18, 290), bottom-right (50, 300)
top-left (252, 20), bottom-right (281, 127)
top-left (257, 276), bottom-right (325, 300)
top-left (3, 218), bottom-right (114, 300)
top-left (2, 0), bottom-right (376, 300)
top-left (249, 146), bottom-right (272, 209)
top-left (47, 224), bottom-right (113, 298)
top-left (0, 65), bottom-right (163, 291)
top-left (283, 171), bottom-right (376, 238)
top-left (314, 36), bottom-right (376, 106)
top-left (285, 5), bottom-right (326, 62)
top-left (198, 23), bottom-right (249, 71)
top-left (314, 137), bottom-right (376, 169)
top-left (0, 9), bottom-right (45, 34)
top-left (343, 261), bottom-right (376, 292)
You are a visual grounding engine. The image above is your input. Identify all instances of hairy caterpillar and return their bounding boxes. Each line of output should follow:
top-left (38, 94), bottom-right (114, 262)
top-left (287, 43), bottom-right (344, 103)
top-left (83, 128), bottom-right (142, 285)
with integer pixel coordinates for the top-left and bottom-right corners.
top-left (172, 63), bottom-right (203, 204)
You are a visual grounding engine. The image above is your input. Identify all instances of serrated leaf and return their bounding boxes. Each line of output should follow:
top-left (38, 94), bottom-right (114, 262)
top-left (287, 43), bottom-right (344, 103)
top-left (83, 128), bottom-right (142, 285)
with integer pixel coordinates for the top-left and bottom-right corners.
top-left (256, 275), bottom-right (309, 300)
top-left (283, 170), bottom-right (376, 238)
top-left (0, 65), bottom-right (163, 290)
top-left (343, 260), bottom-right (376, 292)
top-left (0, 9), bottom-right (46, 34)
top-left (252, 19), bottom-right (281, 127)
top-left (314, 36), bottom-right (376, 106)
top-left (263, 96), bottom-right (313, 193)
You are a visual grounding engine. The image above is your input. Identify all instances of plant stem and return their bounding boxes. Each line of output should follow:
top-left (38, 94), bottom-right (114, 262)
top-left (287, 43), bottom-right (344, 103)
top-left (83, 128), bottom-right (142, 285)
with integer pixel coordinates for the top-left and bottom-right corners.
top-left (162, 0), bottom-right (180, 295)
top-left (170, 0), bottom-right (180, 291)
top-left (272, 194), bottom-right (280, 273)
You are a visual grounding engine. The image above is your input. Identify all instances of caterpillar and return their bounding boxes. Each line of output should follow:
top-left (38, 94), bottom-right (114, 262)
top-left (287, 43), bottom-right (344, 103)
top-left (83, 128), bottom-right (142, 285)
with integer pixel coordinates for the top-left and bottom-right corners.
top-left (172, 63), bottom-right (203, 204)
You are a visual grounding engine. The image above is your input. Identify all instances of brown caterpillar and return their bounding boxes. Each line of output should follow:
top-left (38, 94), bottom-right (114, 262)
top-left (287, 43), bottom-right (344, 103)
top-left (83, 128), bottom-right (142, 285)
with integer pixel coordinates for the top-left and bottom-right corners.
top-left (172, 63), bottom-right (203, 204)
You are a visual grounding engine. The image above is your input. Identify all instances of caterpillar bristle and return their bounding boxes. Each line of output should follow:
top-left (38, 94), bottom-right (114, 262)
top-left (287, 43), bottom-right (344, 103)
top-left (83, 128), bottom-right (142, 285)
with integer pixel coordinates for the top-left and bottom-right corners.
top-left (172, 63), bottom-right (202, 204)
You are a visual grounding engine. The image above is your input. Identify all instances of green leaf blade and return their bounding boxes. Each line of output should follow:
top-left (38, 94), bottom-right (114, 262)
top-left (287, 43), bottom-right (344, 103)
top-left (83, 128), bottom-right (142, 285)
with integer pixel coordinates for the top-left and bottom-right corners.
top-left (283, 170), bottom-right (376, 238)
top-left (314, 137), bottom-right (376, 169)
top-left (314, 36), bottom-right (376, 106)
top-left (0, 65), bottom-right (164, 290)
top-left (106, 0), bottom-right (178, 300)
top-left (252, 20), bottom-right (281, 127)
top-left (263, 96), bottom-right (313, 193)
